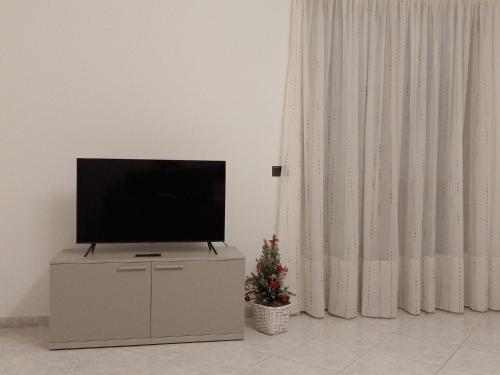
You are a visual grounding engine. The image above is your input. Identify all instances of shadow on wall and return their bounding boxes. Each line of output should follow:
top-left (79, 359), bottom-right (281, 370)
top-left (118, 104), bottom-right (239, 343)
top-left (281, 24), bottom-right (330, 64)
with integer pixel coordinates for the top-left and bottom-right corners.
top-left (10, 270), bottom-right (50, 318)
top-left (11, 192), bottom-right (76, 317)
top-left (49, 192), bottom-right (77, 252)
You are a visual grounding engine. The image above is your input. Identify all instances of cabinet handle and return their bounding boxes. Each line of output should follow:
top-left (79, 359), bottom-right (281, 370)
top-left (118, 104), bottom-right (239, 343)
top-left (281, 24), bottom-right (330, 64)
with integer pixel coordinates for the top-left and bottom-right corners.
top-left (116, 266), bottom-right (147, 271)
top-left (154, 265), bottom-right (184, 270)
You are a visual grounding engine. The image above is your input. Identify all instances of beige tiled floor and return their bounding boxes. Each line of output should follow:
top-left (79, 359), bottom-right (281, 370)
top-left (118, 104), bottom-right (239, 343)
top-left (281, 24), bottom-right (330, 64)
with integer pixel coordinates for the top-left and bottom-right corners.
top-left (1, 309), bottom-right (499, 374)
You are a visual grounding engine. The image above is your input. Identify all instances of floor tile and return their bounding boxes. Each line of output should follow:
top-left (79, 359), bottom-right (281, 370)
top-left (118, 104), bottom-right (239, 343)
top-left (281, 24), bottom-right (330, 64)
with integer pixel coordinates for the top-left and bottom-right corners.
top-left (341, 352), bottom-right (440, 375)
top-left (373, 333), bottom-right (461, 365)
top-left (25, 344), bottom-right (140, 370)
top-left (462, 327), bottom-right (500, 354)
top-left (306, 322), bottom-right (391, 348)
top-left (292, 310), bottom-right (414, 334)
top-left (175, 342), bottom-right (271, 374)
top-left (397, 317), bottom-right (476, 344)
top-left (125, 339), bottom-right (226, 360)
top-left (417, 310), bottom-right (485, 328)
top-left (477, 311), bottom-right (500, 331)
top-left (0, 311), bottom-right (498, 375)
top-left (437, 366), bottom-right (479, 375)
top-left (0, 348), bottom-right (66, 375)
top-left (350, 310), bottom-right (416, 332)
top-left (241, 356), bottom-right (336, 375)
top-left (260, 335), bottom-right (368, 371)
top-left (114, 357), bottom-right (212, 375)
top-left (0, 326), bottom-right (49, 351)
top-left (445, 347), bottom-right (500, 375)
top-left (289, 313), bottom-right (341, 331)
top-left (225, 322), bottom-right (313, 353)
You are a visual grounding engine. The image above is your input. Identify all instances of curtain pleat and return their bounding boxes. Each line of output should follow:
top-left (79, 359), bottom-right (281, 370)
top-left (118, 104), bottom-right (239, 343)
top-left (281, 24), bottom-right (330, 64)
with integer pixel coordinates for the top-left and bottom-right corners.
top-left (278, 0), bottom-right (500, 318)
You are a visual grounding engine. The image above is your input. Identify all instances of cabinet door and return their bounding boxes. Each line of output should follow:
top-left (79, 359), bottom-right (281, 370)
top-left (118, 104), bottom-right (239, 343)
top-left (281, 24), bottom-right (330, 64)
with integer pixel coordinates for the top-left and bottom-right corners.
top-left (50, 262), bottom-right (151, 343)
top-left (151, 260), bottom-right (244, 338)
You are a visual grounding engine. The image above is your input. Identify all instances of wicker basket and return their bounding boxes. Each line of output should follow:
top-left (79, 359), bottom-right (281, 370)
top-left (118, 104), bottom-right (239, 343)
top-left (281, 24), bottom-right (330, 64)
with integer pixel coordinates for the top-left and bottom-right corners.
top-left (252, 301), bottom-right (292, 335)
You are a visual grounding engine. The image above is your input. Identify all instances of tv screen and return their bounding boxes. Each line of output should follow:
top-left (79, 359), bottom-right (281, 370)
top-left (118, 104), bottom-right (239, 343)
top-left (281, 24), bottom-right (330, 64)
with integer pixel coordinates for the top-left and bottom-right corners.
top-left (76, 158), bottom-right (225, 243)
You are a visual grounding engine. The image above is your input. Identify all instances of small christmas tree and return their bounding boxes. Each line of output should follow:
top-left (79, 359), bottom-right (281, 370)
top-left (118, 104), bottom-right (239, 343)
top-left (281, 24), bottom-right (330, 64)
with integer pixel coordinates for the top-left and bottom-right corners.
top-left (245, 235), bottom-right (294, 307)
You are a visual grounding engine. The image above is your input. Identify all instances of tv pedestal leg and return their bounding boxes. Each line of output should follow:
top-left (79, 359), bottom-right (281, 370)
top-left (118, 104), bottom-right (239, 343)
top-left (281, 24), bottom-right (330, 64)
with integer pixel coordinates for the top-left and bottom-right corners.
top-left (84, 243), bottom-right (96, 257)
top-left (207, 242), bottom-right (218, 255)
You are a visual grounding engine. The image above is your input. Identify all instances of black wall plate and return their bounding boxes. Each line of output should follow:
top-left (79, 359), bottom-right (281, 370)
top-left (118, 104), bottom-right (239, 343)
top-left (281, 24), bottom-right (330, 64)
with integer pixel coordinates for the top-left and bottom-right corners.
top-left (272, 166), bottom-right (282, 177)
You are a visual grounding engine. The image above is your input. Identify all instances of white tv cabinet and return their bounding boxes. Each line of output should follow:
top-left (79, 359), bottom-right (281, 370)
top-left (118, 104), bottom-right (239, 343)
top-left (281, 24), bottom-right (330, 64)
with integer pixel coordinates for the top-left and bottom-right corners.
top-left (49, 246), bottom-right (245, 349)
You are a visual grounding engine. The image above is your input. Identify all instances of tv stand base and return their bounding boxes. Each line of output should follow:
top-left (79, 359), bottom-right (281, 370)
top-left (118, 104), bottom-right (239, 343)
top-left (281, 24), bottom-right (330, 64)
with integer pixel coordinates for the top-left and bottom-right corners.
top-left (49, 246), bottom-right (244, 350)
top-left (49, 333), bottom-right (243, 350)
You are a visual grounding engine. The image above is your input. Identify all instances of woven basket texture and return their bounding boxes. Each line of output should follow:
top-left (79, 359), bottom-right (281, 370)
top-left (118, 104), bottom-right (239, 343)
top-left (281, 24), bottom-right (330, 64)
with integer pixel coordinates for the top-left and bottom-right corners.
top-left (252, 301), bottom-right (291, 335)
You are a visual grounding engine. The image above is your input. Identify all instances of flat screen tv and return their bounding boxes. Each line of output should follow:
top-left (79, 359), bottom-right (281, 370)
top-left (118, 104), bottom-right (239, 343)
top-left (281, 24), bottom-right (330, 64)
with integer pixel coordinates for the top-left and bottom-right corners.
top-left (77, 158), bottom-right (225, 247)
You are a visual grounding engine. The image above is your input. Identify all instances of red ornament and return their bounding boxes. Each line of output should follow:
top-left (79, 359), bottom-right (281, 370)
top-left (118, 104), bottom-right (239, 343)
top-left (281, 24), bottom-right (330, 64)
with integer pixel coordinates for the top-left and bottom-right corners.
top-left (280, 296), bottom-right (289, 304)
top-left (277, 264), bottom-right (283, 273)
top-left (268, 234), bottom-right (280, 246)
top-left (269, 279), bottom-right (279, 290)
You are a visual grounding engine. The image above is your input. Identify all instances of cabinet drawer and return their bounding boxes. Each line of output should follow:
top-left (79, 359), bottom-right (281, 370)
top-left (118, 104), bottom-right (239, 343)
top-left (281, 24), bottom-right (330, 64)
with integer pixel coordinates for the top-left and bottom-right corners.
top-left (151, 259), bottom-right (244, 338)
top-left (50, 262), bottom-right (151, 343)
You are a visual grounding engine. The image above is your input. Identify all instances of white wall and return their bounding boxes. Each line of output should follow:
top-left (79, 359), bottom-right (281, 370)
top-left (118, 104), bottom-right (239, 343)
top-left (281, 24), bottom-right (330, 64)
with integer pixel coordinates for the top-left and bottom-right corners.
top-left (0, 0), bottom-right (291, 318)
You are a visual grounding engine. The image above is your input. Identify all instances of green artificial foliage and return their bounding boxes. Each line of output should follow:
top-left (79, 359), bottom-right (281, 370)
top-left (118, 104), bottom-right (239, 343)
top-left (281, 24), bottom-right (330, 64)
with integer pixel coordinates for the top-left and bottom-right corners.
top-left (245, 235), bottom-right (295, 307)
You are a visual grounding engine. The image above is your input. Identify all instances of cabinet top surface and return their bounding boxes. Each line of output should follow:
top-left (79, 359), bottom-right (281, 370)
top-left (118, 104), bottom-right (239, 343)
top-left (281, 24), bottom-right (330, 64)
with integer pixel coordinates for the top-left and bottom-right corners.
top-left (50, 245), bottom-right (244, 265)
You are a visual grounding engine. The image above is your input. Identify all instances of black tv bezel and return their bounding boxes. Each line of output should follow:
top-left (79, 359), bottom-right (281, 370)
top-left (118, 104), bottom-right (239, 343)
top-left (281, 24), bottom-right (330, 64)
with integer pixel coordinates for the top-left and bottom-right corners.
top-left (76, 157), bottom-right (226, 244)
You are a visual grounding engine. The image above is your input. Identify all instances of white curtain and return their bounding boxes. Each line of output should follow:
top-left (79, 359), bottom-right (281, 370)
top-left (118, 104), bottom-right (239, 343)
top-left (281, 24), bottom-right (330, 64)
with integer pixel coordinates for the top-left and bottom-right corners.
top-left (278, 0), bottom-right (500, 319)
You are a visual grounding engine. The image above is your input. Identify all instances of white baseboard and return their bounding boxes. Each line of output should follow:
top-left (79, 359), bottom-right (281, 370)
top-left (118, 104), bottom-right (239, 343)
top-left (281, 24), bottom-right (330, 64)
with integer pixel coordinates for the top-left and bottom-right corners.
top-left (0, 316), bottom-right (49, 328)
